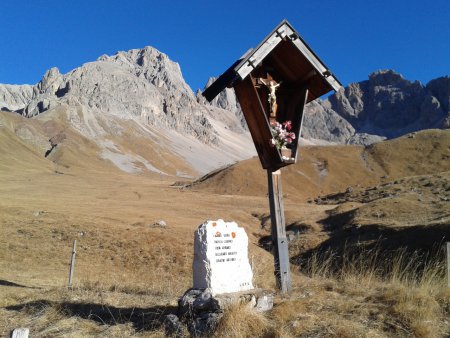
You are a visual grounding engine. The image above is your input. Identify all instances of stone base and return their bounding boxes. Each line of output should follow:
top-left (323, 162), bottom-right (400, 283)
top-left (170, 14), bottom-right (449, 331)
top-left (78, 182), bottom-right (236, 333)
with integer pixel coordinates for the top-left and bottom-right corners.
top-left (165, 288), bottom-right (273, 337)
top-left (213, 288), bottom-right (274, 312)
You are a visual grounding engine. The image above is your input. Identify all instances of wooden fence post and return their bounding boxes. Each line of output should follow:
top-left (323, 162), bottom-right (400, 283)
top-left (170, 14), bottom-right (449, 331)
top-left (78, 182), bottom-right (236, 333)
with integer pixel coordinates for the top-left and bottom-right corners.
top-left (68, 240), bottom-right (77, 288)
top-left (267, 169), bottom-right (292, 293)
top-left (446, 242), bottom-right (450, 288)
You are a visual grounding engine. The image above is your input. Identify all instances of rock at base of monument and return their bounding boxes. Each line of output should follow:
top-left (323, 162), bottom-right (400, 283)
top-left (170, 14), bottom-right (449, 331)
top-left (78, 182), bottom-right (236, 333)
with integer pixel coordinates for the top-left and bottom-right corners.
top-left (255, 293), bottom-right (274, 312)
top-left (164, 314), bottom-right (185, 337)
top-left (174, 288), bottom-right (274, 336)
top-left (213, 288), bottom-right (274, 313)
top-left (168, 288), bottom-right (229, 338)
top-left (188, 311), bottom-right (222, 337)
top-left (178, 288), bottom-right (220, 318)
top-left (179, 288), bottom-right (274, 314)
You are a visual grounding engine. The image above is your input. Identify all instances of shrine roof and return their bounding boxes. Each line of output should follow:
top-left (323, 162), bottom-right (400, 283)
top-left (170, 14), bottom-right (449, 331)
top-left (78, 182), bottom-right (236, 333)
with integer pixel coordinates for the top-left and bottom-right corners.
top-left (203, 19), bottom-right (342, 103)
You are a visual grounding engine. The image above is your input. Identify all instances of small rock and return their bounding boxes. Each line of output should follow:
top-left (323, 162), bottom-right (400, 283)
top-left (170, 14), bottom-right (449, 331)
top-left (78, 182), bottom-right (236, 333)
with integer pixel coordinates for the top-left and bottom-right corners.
top-left (10, 328), bottom-right (30, 338)
top-left (287, 233), bottom-right (296, 242)
top-left (178, 288), bottom-right (273, 335)
top-left (178, 288), bottom-right (203, 318)
top-left (188, 311), bottom-right (222, 336)
top-left (33, 211), bottom-right (44, 217)
top-left (164, 314), bottom-right (185, 337)
top-left (255, 294), bottom-right (273, 312)
top-left (192, 289), bottom-right (220, 312)
top-left (178, 288), bottom-right (224, 336)
top-left (179, 288), bottom-right (221, 318)
top-left (151, 220), bottom-right (167, 228)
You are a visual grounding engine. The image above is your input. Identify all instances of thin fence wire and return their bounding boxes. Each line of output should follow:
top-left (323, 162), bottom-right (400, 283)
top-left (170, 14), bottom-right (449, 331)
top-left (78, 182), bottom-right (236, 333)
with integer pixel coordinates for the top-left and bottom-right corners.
top-left (2, 242), bottom-right (193, 292)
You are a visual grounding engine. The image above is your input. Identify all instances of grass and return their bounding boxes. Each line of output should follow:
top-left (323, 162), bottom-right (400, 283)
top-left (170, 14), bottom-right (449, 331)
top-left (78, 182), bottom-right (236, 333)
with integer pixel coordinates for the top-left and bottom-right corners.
top-left (2, 247), bottom-right (448, 337)
top-left (283, 247), bottom-right (450, 338)
top-left (3, 259), bottom-right (449, 337)
top-left (1, 120), bottom-right (449, 337)
top-left (192, 246), bottom-right (448, 337)
top-left (212, 303), bottom-right (274, 338)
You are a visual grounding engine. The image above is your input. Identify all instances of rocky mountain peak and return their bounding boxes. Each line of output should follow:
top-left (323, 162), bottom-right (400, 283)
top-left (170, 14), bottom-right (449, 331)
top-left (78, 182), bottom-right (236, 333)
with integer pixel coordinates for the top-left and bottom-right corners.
top-left (200, 77), bottom-right (246, 129)
top-left (96, 46), bottom-right (193, 97)
top-left (204, 68), bottom-right (449, 145)
top-left (0, 84), bottom-right (33, 111)
top-left (426, 76), bottom-right (450, 128)
top-left (36, 67), bottom-right (62, 95)
top-left (0, 45), bottom-right (258, 175)
top-left (427, 76), bottom-right (450, 112)
top-left (368, 69), bottom-right (408, 86)
top-left (307, 69), bottom-right (449, 143)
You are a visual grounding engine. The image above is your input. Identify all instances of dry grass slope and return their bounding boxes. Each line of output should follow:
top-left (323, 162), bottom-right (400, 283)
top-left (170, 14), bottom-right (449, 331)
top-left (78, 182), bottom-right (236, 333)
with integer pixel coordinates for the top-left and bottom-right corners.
top-left (0, 115), bottom-right (449, 337)
top-left (191, 129), bottom-right (450, 201)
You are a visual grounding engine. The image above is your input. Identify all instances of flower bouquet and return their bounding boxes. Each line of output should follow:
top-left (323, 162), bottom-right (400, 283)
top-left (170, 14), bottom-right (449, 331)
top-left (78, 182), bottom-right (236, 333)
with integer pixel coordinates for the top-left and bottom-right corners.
top-left (269, 120), bottom-right (296, 159)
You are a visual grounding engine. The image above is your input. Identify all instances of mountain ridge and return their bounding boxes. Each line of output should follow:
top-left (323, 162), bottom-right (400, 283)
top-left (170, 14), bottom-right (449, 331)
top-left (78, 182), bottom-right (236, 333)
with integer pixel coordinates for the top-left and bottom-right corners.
top-left (201, 69), bottom-right (450, 145)
top-left (1, 46), bottom-right (449, 176)
top-left (0, 46), bottom-right (255, 176)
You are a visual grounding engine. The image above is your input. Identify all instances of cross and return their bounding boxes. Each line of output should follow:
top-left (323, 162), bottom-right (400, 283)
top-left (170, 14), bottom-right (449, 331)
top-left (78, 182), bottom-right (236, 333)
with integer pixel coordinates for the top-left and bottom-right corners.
top-left (257, 76), bottom-right (282, 121)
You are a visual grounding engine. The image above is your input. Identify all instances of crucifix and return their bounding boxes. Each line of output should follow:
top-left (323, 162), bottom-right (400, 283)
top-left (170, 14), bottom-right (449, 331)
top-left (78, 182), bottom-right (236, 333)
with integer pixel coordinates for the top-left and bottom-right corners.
top-left (256, 76), bottom-right (282, 121)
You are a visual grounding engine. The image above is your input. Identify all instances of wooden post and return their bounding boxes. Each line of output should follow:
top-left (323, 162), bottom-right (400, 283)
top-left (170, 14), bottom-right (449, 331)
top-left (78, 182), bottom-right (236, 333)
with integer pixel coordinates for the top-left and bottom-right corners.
top-left (447, 242), bottom-right (450, 288)
top-left (68, 240), bottom-right (77, 288)
top-left (267, 169), bottom-right (292, 293)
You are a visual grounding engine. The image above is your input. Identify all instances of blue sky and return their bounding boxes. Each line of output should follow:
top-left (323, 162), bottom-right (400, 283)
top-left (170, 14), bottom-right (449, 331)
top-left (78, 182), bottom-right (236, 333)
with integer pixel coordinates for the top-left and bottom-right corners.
top-left (1, 0), bottom-right (449, 91)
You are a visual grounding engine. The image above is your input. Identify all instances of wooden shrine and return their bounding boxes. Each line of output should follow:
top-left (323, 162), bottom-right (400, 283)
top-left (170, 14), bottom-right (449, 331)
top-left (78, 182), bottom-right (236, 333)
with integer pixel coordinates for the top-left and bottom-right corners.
top-left (204, 19), bottom-right (341, 171)
top-left (203, 19), bottom-right (342, 293)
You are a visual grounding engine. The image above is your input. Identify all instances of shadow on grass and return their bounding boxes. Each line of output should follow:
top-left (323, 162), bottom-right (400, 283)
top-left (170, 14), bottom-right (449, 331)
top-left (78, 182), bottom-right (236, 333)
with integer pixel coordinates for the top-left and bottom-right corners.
top-left (6, 300), bottom-right (177, 331)
top-left (257, 214), bottom-right (450, 272)
top-left (292, 220), bottom-right (450, 277)
top-left (298, 222), bottom-right (449, 258)
top-left (0, 279), bottom-right (29, 288)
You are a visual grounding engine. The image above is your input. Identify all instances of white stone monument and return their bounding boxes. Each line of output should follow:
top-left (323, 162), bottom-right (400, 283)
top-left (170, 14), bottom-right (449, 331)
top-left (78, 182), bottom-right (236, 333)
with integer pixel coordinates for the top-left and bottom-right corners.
top-left (193, 219), bottom-right (254, 295)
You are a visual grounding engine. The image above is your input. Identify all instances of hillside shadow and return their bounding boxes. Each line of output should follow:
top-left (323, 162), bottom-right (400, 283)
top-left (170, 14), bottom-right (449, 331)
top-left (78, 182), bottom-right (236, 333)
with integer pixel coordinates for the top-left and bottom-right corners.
top-left (257, 208), bottom-right (450, 273)
top-left (291, 221), bottom-right (450, 272)
top-left (258, 221), bottom-right (308, 252)
top-left (6, 300), bottom-right (177, 331)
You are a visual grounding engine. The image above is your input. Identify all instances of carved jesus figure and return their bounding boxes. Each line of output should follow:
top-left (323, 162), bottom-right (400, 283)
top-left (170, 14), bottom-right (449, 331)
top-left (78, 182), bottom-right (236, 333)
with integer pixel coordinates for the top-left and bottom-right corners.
top-left (259, 78), bottom-right (281, 117)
